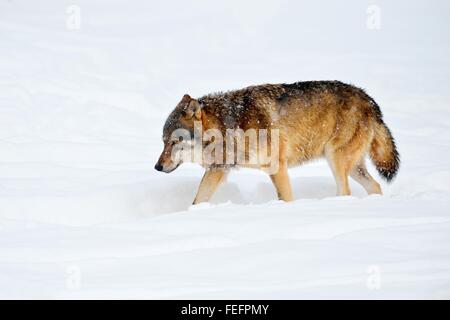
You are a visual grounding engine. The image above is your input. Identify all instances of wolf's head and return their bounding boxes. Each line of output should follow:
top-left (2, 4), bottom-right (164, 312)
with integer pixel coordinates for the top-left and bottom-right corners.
top-left (154, 94), bottom-right (202, 173)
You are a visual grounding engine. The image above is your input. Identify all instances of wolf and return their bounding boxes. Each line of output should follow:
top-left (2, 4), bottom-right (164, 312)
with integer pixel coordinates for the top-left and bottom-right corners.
top-left (155, 81), bottom-right (399, 204)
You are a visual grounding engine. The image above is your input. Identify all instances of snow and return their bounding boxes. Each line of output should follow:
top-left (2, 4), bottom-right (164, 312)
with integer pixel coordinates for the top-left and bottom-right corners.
top-left (1, 0), bottom-right (450, 299)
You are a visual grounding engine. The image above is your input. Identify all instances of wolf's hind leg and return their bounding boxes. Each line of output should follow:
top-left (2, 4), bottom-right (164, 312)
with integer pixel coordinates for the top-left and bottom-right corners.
top-left (350, 159), bottom-right (382, 195)
top-left (193, 169), bottom-right (228, 204)
top-left (326, 144), bottom-right (368, 196)
top-left (326, 150), bottom-right (352, 196)
top-left (326, 123), bottom-right (372, 196)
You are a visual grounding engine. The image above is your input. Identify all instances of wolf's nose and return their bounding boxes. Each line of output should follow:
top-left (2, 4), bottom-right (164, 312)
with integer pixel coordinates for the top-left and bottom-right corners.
top-left (154, 164), bottom-right (163, 172)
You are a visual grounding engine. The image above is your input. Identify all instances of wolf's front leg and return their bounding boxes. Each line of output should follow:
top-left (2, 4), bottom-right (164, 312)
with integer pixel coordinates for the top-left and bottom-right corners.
top-left (269, 164), bottom-right (294, 202)
top-left (268, 138), bottom-right (294, 201)
top-left (193, 169), bottom-right (228, 204)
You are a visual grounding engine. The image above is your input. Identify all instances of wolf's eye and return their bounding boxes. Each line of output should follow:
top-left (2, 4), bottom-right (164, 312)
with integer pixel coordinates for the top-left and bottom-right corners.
top-left (170, 141), bottom-right (177, 146)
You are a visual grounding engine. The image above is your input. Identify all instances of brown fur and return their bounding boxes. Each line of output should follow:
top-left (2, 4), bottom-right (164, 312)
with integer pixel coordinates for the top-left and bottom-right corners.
top-left (155, 81), bottom-right (400, 204)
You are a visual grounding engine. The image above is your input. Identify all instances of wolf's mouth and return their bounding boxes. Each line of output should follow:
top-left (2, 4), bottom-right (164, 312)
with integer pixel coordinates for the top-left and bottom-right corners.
top-left (164, 162), bottom-right (181, 173)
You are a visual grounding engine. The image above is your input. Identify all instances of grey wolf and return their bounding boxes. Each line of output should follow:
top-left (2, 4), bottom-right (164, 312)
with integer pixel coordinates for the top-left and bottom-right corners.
top-left (155, 81), bottom-right (400, 204)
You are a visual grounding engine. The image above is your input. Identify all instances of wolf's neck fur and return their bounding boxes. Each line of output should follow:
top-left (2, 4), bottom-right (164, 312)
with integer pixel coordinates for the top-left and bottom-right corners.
top-left (197, 89), bottom-right (251, 130)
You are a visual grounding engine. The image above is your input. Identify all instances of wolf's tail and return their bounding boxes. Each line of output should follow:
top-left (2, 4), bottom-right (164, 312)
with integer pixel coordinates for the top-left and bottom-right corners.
top-left (370, 120), bottom-right (400, 182)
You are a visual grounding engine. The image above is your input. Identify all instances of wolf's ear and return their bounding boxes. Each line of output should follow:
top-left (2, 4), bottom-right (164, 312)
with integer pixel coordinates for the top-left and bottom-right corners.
top-left (183, 99), bottom-right (202, 120)
top-left (181, 94), bottom-right (191, 103)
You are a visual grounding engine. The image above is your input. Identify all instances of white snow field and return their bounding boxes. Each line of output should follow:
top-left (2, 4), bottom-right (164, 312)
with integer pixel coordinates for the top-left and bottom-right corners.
top-left (1, 0), bottom-right (450, 299)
